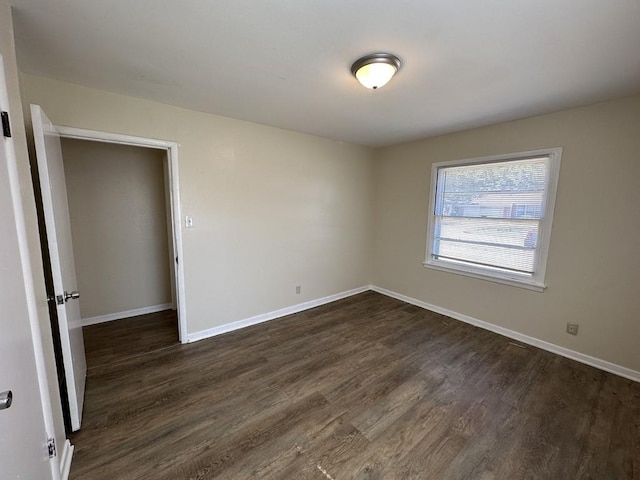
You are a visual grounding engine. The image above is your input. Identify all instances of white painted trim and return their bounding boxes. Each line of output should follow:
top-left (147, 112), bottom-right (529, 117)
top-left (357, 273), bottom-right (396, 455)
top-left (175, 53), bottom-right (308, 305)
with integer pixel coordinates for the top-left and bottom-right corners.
top-left (81, 303), bottom-right (173, 327)
top-left (188, 286), bottom-right (370, 343)
top-left (422, 261), bottom-right (545, 292)
top-left (53, 125), bottom-right (188, 344)
top-left (58, 440), bottom-right (73, 480)
top-left (371, 286), bottom-right (640, 383)
top-left (168, 142), bottom-right (187, 344)
top-left (55, 125), bottom-right (175, 150)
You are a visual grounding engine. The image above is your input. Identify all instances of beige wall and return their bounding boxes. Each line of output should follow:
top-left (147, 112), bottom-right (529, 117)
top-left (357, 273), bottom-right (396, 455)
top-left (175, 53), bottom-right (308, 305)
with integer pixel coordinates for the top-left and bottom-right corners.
top-left (0, 0), bottom-right (66, 462)
top-left (373, 94), bottom-right (640, 372)
top-left (21, 73), bottom-right (375, 334)
top-left (61, 139), bottom-right (172, 319)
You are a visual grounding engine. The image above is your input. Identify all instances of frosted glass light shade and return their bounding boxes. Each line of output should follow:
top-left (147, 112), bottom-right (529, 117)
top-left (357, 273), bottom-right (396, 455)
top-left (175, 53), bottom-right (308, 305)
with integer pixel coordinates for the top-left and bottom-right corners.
top-left (351, 53), bottom-right (401, 90)
top-left (355, 63), bottom-right (397, 89)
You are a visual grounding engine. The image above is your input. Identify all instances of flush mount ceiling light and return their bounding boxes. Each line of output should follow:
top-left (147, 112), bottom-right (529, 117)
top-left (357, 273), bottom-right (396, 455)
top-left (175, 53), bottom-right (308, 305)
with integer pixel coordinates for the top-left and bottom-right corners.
top-left (351, 53), bottom-right (401, 90)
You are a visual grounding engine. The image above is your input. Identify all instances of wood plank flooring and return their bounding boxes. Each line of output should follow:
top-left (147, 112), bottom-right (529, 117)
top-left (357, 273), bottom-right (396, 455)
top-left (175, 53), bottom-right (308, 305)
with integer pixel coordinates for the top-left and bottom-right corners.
top-left (70, 292), bottom-right (640, 479)
top-left (82, 309), bottom-right (179, 370)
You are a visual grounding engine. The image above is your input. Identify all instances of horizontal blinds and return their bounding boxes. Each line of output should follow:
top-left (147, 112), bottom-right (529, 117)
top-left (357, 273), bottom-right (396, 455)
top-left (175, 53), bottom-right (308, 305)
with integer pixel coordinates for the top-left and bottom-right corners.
top-left (432, 156), bottom-right (550, 275)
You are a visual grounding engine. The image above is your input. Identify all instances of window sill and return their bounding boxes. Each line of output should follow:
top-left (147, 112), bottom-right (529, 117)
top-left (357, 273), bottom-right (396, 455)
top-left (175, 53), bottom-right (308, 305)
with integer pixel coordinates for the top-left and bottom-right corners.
top-left (422, 261), bottom-right (546, 292)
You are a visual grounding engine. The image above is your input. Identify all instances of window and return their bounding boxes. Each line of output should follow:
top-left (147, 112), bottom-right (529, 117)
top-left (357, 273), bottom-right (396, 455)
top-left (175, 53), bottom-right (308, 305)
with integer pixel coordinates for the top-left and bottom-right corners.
top-left (424, 148), bottom-right (562, 291)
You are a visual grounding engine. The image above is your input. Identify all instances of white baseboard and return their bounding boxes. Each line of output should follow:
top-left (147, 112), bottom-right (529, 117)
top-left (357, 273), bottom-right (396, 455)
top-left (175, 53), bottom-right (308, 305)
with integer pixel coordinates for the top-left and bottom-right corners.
top-left (81, 303), bottom-right (173, 327)
top-left (59, 439), bottom-right (73, 480)
top-left (185, 284), bottom-right (639, 383)
top-left (371, 285), bottom-right (640, 383)
top-left (187, 286), bottom-right (370, 343)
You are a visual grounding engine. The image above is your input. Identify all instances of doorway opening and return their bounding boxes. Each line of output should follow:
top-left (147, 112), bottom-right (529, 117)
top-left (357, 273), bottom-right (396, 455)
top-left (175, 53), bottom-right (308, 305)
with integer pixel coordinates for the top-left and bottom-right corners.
top-left (55, 126), bottom-right (187, 344)
top-left (60, 137), bottom-right (182, 371)
top-left (31, 119), bottom-right (187, 433)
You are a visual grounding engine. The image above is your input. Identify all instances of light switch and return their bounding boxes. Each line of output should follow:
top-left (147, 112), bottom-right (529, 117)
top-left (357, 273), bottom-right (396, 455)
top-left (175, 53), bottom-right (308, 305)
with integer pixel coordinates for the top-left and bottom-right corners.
top-left (185, 216), bottom-right (194, 228)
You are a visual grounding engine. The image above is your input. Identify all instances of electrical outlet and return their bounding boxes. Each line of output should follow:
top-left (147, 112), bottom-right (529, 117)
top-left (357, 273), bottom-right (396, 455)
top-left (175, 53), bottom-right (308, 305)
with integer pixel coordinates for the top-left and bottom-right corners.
top-left (566, 323), bottom-right (579, 336)
top-left (296, 285), bottom-right (301, 294)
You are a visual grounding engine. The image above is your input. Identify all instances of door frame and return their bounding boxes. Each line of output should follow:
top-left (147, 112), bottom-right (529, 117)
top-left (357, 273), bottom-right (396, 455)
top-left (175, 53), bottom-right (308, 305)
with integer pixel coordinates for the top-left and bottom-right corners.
top-left (54, 126), bottom-right (188, 343)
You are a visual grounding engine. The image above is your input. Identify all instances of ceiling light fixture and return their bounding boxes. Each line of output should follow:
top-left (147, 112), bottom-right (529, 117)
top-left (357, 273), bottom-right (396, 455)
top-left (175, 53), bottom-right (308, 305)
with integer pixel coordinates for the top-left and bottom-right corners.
top-left (351, 53), bottom-right (401, 90)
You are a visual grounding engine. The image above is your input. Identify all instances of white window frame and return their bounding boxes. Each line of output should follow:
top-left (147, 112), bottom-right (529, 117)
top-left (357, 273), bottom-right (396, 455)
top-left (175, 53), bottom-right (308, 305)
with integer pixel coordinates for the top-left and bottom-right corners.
top-left (423, 147), bottom-right (562, 292)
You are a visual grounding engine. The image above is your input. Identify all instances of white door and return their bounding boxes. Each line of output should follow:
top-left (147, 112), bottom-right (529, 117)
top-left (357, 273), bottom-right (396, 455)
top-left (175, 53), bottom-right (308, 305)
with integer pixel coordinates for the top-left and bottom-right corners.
top-left (0, 57), bottom-right (53, 479)
top-left (32, 104), bottom-right (87, 431)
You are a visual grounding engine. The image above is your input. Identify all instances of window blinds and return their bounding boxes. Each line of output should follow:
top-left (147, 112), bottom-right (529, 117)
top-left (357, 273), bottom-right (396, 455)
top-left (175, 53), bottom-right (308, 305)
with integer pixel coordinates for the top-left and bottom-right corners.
top-left (432, 156), bottom-right (550, 275)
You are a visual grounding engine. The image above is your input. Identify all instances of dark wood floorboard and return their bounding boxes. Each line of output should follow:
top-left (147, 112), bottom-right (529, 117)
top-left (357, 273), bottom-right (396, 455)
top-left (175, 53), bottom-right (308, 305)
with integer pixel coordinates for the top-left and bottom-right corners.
top-left (82, 309), bottom-right (179, 369)
top-left (70, 292), bottom-right (640, 479)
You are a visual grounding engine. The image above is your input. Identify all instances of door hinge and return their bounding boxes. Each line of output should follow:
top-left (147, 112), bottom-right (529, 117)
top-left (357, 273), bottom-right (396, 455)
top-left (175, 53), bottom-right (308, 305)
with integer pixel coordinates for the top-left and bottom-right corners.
top-left (1, 111), bottom-right (11, 138)
top-left (47, 437), bottom-right (56, 458)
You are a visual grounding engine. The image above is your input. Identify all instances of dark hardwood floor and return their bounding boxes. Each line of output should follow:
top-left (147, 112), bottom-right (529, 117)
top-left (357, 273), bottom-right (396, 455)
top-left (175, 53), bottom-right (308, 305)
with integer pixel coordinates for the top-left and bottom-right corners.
top-left (83, 309), bottom-right (179, 370)
top-left (71, 292), bottom-right (640, 479)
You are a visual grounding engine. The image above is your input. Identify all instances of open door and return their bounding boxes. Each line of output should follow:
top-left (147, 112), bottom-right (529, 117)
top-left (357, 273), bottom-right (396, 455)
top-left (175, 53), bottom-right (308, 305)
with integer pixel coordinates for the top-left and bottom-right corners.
top-left (0, 58), bottom-right (54, 480)
top-left (32, 104), bottom-right (87, 431)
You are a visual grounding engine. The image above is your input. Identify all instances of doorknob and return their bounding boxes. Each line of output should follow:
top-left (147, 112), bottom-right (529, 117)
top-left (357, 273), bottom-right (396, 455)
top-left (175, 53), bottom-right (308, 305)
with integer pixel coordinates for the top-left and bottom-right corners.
top-left (64, 290), bottom-right (80, 302)
top-left (0, 390), bottom-right (12, 410)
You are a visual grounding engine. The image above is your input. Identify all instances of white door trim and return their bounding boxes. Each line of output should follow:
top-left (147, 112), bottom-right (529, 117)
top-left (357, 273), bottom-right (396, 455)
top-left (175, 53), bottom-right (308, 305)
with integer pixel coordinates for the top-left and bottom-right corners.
top-left (53, 125), bottom-right (188, 343)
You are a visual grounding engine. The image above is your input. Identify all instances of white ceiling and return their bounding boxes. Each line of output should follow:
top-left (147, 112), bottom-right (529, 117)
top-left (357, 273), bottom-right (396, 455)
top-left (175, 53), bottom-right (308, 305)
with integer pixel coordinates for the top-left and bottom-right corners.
top-left (11, 0), bottom-right (640, 147)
